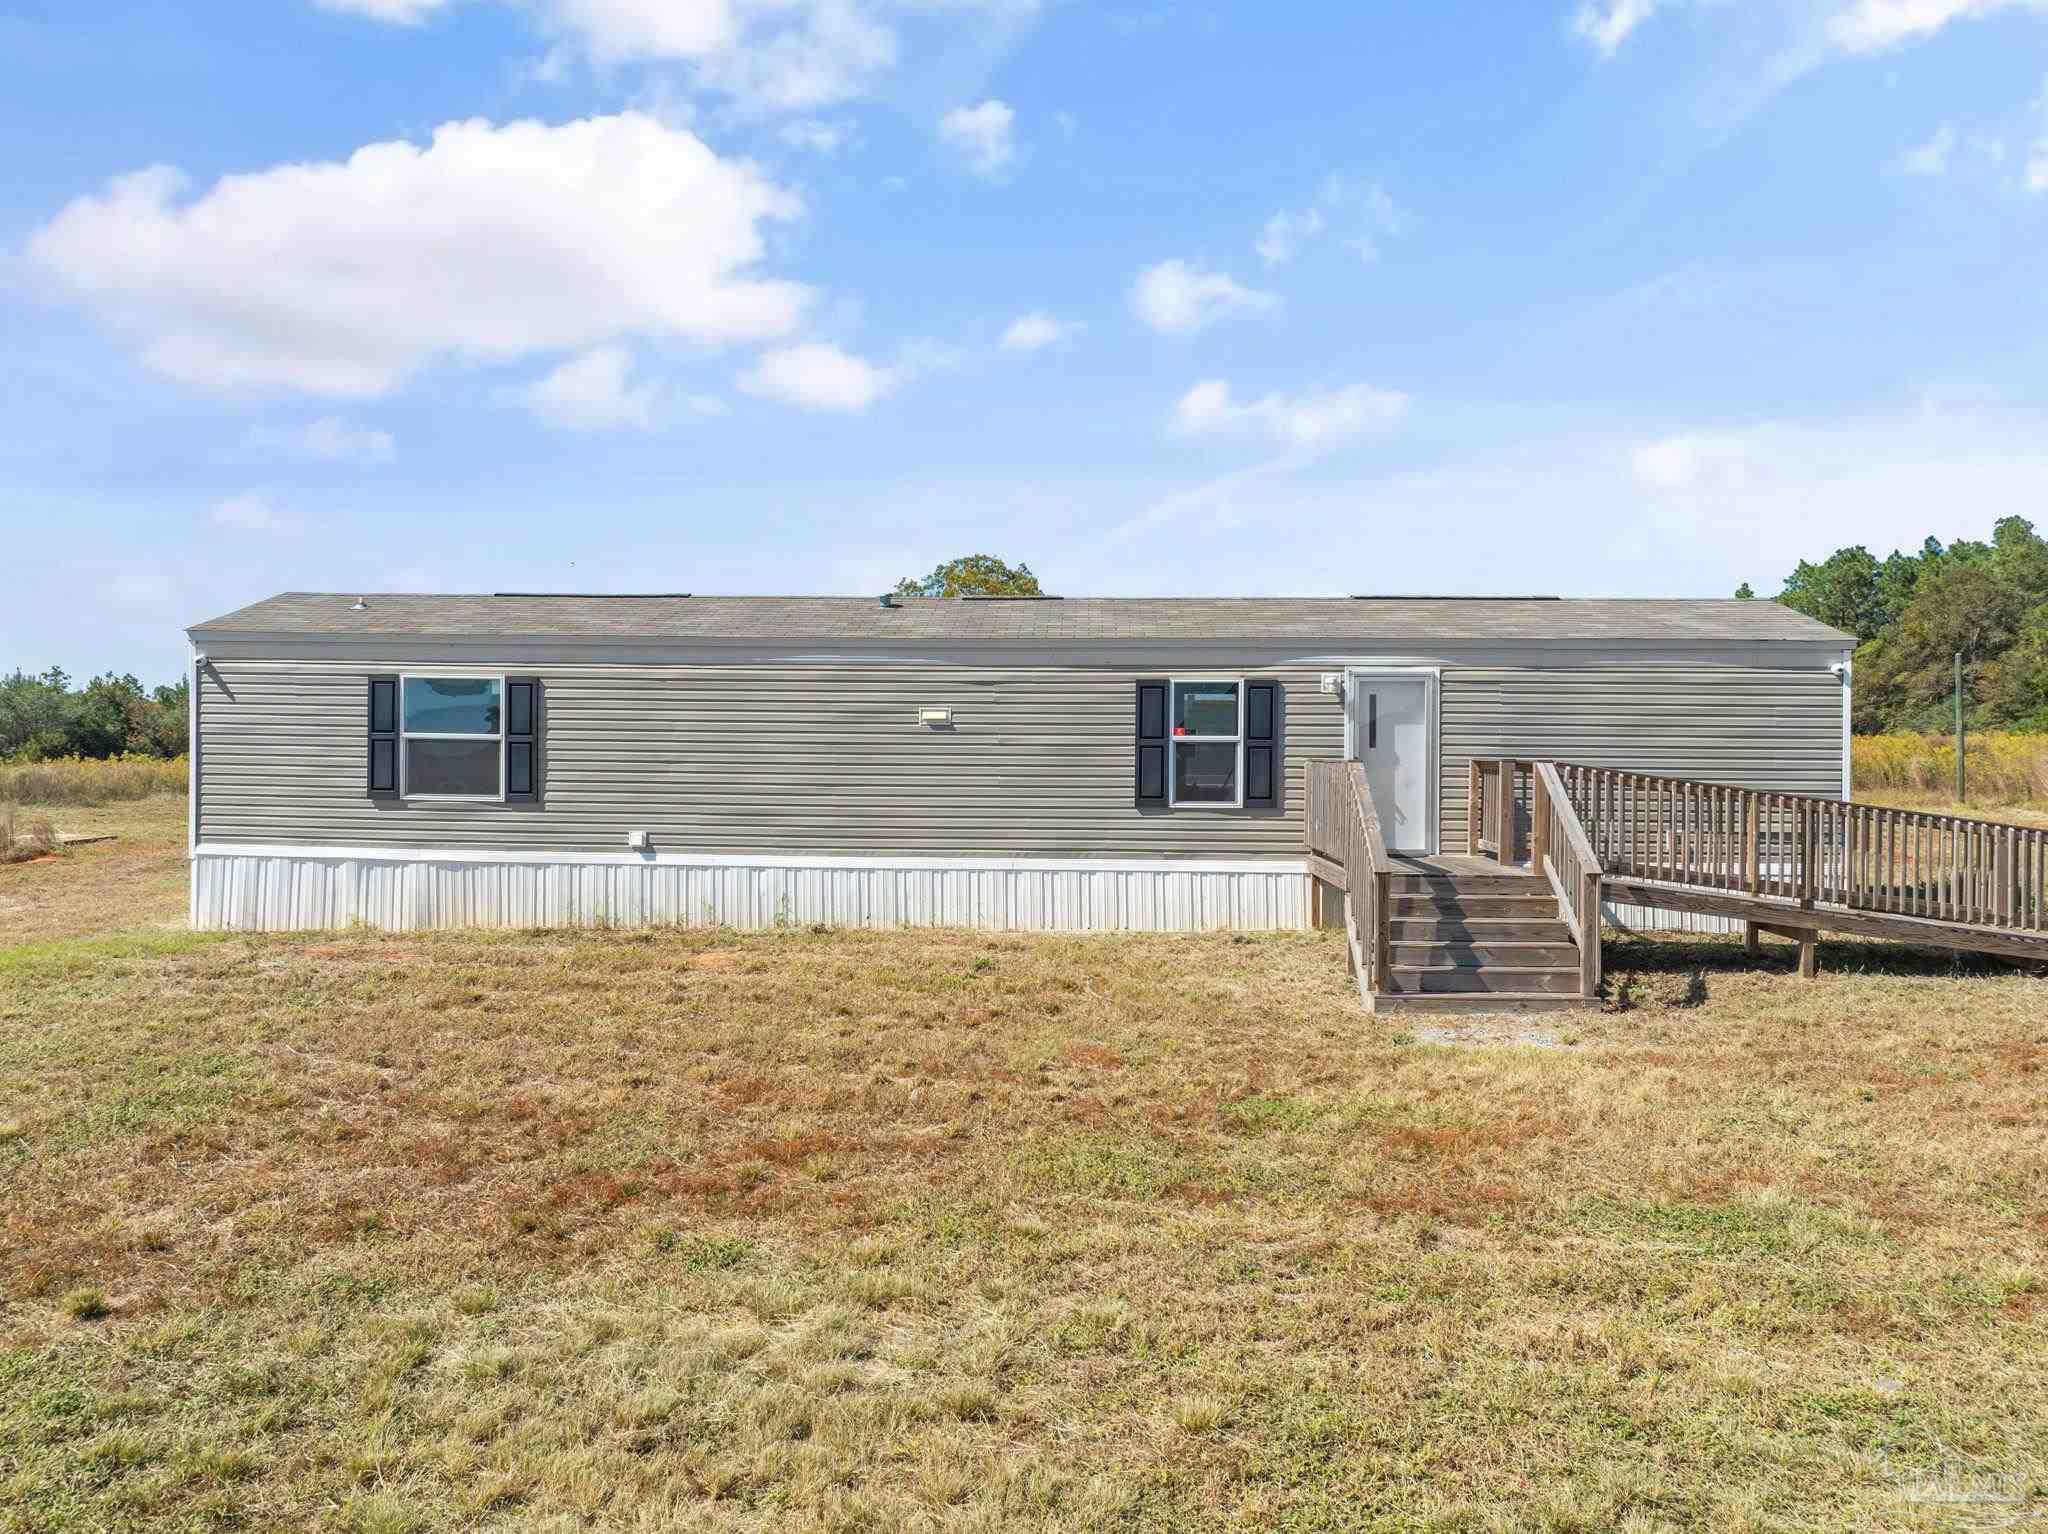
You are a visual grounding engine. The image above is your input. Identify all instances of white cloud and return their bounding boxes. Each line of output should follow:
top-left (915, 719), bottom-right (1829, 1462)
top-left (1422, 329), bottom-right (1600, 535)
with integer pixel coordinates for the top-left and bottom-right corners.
top-left (1259, 176), bottom-right (1411, 268)
top-left (303, 416), bottom-right (396, 462)
top-left (2028, 76), bottom-right (2048, 192)
top-left (522, 346), bottom-right (664, 431)
top-left (1170, 378), bottom-right (1408, 449)
top-left (780, 117), bottom-right (851, 153)
top-left (30, 114), bottom-right (808, 399)
top-left (1898, 122), bottom-right (1956, 174)
top-left (1574, 0), bottom-right (1657, 53)
top-left (209, 492), bottom-right (304, 536)
top-left (1827, 0), bottom-right (2047, 54)
top-left (738, 341), bottom-right (893, 411)
top-left (1255, 207), bottom-right (1323, 268)
top-left (244, 416), bottom-right (397, 463)
top-left (1131, 260), bottom-right (1276, 336)
top-left (1112, 404), bottom-right (2048, 590)
top-left (315, 0), bottom-right (449, 21)
top-left (691, 1), bottom-right (897, 113)
top-left (320, 0), bottom-right (1040, 115)
top-left (999, 311), bottom-right (1073, 352)
top-left (1630, 432), bottom-right (1755, 492)
top-left (938, 99), bottom-right (1016, 176)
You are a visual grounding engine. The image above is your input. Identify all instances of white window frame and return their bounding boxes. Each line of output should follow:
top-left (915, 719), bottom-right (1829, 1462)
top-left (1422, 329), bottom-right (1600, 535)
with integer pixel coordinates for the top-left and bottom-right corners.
top-left (1167, 676), bottom-right (1245, 810)
top-left (398, 672), bottom-right (508, 803)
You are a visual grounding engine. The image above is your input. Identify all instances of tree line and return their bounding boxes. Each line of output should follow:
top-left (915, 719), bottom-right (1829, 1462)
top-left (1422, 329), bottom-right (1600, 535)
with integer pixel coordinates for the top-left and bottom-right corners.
top-left (1742, 516), bottom-right (2048, 734)
top-left (1, 670), bottom-right (190, 761)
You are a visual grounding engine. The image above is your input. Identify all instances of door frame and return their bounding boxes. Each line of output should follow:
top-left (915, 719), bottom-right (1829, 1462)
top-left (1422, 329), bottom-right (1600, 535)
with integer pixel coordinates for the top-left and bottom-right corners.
top-left (1344, 667), bottom-right (1442, 856)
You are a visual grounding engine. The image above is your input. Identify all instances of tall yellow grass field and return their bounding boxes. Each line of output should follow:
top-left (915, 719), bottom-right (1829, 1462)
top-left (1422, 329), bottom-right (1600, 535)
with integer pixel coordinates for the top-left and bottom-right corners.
top-left (1852, 731), bottom-right (2048, 806)
top-left (0, 755), bottom-right (188, 806)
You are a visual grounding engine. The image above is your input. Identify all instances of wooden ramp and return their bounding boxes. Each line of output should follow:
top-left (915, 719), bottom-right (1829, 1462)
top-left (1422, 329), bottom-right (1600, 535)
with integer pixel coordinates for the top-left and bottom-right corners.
top-left (1307, 759), bottom-right (2048, 1014)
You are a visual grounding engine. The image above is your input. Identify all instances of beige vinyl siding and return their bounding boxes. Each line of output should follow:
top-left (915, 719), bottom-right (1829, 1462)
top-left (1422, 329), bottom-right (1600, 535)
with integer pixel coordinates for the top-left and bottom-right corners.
top-left (1438, 666), bottom-right (1843, 850)
top-left (198, 660), bottom-right (1342, 857)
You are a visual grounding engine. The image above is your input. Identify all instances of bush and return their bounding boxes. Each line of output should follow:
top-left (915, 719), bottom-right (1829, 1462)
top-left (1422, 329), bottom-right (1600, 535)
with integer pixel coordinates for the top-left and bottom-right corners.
top-left (0, 756), bottom-right (188, 806)
top-left (3, 804), bottom-right (60, 863)
top-left (1853, 732), bottom-right (2048, 806)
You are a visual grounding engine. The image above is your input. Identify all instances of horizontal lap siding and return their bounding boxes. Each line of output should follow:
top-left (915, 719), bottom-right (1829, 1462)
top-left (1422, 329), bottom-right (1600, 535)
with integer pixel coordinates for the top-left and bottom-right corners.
top-left (198, 661), bottom-right (1343, 857)
top-left (1439, 666), bottom-right (1843, 850)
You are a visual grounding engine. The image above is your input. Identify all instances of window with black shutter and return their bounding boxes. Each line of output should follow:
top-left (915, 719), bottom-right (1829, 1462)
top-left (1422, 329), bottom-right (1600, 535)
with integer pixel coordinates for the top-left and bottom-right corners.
top-left (1245, 679), bottom-right (1280, 809)
top-left (366, 673), bottom-right (542, 803)
top-left (367, 676), bottom-right (399, 798)
top-left (1136, 677), bottom-right (1282, 810)
top-left (505, 676), bottom-right (540, 803)
top-left (1135, 680), bottom-right (1168, 805)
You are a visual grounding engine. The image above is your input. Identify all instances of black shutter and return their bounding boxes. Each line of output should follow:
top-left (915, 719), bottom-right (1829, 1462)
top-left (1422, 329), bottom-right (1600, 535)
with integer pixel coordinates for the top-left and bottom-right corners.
top-left (1245, 679), bottom-right (1279, 810)
top-left (367, 675), bottom-right (399, 798)
top-left (1135, 679), bottom-right (1168, 806)
top-left (505, 676), bottom-right (540, 803)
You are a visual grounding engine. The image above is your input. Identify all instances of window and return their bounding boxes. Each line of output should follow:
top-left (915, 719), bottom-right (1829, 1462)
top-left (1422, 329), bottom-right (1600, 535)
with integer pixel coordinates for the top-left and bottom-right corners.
top-left (401, 676), bottom-right (504, 800)
top-left (1169, 679), bottom-right (1242, 807)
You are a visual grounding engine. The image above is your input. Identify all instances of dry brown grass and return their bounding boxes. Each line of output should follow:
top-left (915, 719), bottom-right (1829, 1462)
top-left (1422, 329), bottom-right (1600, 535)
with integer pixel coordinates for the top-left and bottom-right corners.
top-left (1, 801), bottom-right (2045, 1530)
top-left (1855, 732), bottom-right (2048, 812)
top-left (0, 755), bottom-right (187, 807)
top-left (0, 796), bottom-right (189, 944)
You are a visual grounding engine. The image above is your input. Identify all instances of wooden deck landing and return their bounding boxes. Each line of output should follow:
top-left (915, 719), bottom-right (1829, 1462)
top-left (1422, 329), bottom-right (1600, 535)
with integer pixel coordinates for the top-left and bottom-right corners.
top-left (1389, 853), bottom-right (1536, 879)
top-left (1310, 758), bottom-right (2048, 1017)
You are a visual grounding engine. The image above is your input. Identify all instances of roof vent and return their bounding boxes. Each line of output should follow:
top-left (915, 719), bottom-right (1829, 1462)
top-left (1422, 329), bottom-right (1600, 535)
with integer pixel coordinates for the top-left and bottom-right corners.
top-left (348, 596), bottom-right (368, 611)
top-left (878, 592), bottom-right (898, 609)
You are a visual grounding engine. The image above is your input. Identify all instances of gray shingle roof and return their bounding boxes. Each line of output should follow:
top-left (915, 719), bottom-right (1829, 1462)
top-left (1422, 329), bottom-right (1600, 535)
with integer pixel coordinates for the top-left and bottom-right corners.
top-left (189, 592), bottom-right (1850, 644)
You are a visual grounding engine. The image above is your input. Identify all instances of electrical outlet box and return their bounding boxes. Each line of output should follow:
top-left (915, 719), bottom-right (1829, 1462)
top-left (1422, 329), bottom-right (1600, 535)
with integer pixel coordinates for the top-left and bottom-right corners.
top-left (1320, 673), bottom-right (1343, 694)
top-left (627, 829), bottom-right (651, 850)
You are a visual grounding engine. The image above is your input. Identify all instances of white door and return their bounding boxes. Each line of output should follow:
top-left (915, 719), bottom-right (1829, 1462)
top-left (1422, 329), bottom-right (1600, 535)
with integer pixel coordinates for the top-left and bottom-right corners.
top-left (1352, 675), bottom-right (1432, 852)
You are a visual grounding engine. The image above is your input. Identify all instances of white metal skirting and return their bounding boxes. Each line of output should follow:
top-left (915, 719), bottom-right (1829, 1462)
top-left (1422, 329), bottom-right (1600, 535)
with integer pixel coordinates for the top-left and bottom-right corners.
top-left (1603, 900), bottom-right (1742, 936)
top-left (190, 848), bottom-right (1311, 934)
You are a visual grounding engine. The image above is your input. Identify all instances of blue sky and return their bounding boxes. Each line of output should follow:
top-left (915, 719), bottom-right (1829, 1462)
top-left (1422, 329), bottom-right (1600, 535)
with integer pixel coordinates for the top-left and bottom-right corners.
top-left (6, 0), bottom-right (2048, 680)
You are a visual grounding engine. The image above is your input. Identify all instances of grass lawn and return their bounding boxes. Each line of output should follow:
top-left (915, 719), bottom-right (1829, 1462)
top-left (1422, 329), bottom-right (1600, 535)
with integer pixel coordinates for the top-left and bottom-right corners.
top-left (2, 798), bottom-right (2044, 1531)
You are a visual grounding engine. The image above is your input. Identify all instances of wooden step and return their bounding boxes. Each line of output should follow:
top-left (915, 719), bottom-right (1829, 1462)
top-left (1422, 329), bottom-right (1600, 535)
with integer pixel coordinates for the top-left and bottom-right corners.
top-left (1388, 917), bottom-right (1574, 943)
top-left (1388, 941), bottom-right (1579, 968)
top-left (1388, 894), bottom-right (1562, 919)
top-left (1385, 965), bottom-right (1583, 995)
top-left (1388, 873), bottom-right (1548, 896)
top-left (1372, 991), bottom-right (1599, 1016)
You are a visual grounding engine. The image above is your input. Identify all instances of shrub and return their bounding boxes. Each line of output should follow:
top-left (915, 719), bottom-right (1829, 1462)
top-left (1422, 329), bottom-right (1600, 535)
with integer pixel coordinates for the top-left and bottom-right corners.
top-left (3, 804), bottom-right (60, 863)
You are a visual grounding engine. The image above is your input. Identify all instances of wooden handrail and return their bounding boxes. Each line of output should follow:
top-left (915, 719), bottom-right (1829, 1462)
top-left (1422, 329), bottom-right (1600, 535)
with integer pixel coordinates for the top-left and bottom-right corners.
top-left (1306, 760), bottom-right (1393, 998)
top-left (1553, 761), bottom-right (2042, 832)
top-left (1536, 761), bottom-right (1600, 873)
top-left (1555, 763), bottom-right (2045, 935)
top-left (1534, 761), bottom-right (1603, 1000)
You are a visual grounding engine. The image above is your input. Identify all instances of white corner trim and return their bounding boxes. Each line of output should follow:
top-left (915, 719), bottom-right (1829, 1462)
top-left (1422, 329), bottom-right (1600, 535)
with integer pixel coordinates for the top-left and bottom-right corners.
top-left (1839, 648), bottom-right (1853, 800)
